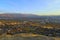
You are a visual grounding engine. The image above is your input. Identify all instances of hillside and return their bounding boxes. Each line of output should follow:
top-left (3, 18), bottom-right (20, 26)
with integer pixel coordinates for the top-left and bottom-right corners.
top-left (0, 33), bottom-right (54, 40)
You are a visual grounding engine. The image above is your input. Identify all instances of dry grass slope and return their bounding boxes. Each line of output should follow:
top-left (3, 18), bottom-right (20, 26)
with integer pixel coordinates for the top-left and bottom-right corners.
top-left (0, 33), bottom-right (55, 40)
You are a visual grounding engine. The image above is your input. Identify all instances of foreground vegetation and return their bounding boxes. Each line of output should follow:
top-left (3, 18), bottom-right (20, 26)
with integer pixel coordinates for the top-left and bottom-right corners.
top-left (0, 33), bottom-right (55, 40)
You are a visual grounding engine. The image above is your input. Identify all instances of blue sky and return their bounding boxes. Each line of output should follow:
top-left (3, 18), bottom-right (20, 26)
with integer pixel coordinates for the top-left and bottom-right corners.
top-left (0, 0), bottom-right (60, 15)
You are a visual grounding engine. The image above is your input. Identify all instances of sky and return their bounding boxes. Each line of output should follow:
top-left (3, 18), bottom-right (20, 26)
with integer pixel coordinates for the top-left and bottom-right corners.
top-left (0, 0), bottom-right (60, 15)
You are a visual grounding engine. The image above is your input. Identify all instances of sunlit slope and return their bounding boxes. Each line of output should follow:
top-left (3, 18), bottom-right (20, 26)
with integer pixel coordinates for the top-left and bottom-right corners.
top-left (0, 33), bottom-right (54, 40)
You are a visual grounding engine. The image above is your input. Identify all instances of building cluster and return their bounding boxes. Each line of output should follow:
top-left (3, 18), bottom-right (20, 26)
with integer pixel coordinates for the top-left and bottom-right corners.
top-left (0, 20), bottom-right (59, 37)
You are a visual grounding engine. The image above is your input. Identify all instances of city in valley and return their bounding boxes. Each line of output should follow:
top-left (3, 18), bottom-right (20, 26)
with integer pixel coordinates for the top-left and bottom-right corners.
top-left (0, 14), bottom-right (59, 40)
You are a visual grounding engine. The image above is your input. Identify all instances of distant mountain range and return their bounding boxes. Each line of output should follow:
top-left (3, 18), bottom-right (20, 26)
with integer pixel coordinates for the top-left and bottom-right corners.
top-left (0, 13), bottom-right (41, 19)
top-left (0, 13), bottom-right (60, 20)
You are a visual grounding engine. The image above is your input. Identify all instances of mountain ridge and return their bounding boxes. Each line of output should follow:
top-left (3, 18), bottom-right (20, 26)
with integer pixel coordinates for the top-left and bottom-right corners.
top-left (0, 13), bottom-right (60, 20)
